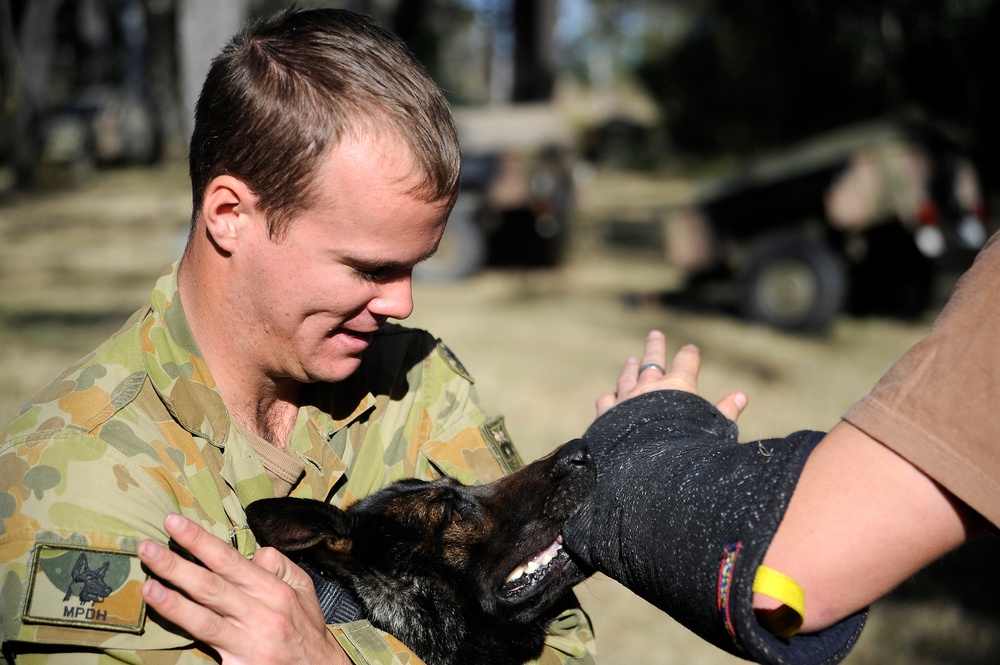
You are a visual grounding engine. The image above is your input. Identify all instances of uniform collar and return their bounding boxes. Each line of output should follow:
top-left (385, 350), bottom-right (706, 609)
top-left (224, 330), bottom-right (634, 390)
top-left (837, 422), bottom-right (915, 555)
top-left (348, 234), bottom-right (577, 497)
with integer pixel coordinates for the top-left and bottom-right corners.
top-left (142, 262), bottom-right (231, 446)
top-left (142, 262), bottom-right (377, 455)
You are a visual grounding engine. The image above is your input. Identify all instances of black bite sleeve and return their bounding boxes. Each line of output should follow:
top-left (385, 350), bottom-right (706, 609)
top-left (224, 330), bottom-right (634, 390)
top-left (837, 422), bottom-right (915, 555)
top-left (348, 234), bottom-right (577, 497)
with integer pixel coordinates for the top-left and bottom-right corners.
top-left (564, 390), bottom-right (866, 665)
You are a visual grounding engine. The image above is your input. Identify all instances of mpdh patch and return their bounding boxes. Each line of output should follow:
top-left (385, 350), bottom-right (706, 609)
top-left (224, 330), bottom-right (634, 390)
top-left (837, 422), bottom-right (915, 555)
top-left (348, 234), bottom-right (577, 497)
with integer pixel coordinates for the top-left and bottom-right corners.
top-left (22, 544), bottom-right (147, 633)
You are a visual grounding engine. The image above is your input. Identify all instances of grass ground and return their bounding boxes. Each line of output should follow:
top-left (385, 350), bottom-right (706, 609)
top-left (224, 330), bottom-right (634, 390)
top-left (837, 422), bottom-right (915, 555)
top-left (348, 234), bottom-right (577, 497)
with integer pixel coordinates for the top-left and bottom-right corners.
top-left (1, 163), bottom-right (997, 663)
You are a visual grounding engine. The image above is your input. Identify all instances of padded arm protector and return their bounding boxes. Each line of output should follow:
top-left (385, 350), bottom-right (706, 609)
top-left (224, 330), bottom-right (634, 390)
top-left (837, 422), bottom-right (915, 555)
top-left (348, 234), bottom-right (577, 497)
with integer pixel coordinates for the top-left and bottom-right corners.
top-left (563, 390), bottom-right (866, 665)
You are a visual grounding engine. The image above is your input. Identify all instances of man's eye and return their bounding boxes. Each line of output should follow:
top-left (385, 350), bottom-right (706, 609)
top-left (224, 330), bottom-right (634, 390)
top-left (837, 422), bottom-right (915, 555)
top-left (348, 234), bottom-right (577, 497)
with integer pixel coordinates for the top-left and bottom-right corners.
top-left (356, 267), bottom-right (391, 283)
top-left (356, 266), bottom-right (409, 283)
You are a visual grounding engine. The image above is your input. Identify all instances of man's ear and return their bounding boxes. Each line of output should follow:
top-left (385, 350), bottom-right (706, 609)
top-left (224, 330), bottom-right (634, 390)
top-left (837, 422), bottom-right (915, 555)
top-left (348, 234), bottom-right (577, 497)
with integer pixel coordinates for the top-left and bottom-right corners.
top-left (200, 175), bottom-right (260, 254)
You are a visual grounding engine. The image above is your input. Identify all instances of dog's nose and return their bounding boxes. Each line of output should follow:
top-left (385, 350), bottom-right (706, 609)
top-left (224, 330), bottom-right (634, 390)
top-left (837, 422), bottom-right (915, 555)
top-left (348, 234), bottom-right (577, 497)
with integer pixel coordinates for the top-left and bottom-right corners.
top-left (555, 438), bottom-right (591, 470)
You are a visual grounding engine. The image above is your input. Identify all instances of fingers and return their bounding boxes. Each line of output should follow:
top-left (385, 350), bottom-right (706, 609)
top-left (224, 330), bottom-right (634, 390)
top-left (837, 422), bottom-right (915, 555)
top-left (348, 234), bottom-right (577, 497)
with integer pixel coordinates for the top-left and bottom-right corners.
top-left (141, 574), bottom-right (232, 639)
top-left (598, 331), bottom-right (747, 422)
top-left (660, 343), bottom-right (700, 393)
top-left (636, 332), bottom-right (699, 393)
top-left (715, 390), bottom-right (748, 422)
top-left (139, 515), bottom-right (274, 635)
top-left (636, 330), bottom-right (669, 380)
top-left (616, 356), bottom-right (640, 397)
top-left (139, 514), bottom-right (346, 664)
top-left (595, 391), bottom-right (617, 418)
top-left (250, 546), bottom-right (316, 594)
top-left (626, 332), bottom-right (701, 395)
top-left (141, 513), bottom-right (252, 592)
top-left (139, 534), bottom-right (240, 647)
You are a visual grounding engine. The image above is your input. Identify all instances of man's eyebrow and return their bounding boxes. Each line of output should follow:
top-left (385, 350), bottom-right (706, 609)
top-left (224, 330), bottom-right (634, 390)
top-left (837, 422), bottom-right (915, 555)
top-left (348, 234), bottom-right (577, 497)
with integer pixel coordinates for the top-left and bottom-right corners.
top-left (349, 252), bottom-right (436, 270)
top-left (340, 237), bottom-right (442, 269)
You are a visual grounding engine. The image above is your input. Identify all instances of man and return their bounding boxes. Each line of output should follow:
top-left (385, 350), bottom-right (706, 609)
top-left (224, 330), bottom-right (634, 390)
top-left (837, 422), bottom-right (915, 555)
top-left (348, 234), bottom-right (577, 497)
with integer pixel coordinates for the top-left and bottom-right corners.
top-left (0, 8), bottom-right (595, 664)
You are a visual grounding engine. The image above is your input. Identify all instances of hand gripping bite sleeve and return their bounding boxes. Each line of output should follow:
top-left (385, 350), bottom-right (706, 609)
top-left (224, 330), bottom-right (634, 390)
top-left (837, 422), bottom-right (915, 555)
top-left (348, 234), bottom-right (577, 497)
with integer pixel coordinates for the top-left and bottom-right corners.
top-left (563, 390), bottom-right (866, 665)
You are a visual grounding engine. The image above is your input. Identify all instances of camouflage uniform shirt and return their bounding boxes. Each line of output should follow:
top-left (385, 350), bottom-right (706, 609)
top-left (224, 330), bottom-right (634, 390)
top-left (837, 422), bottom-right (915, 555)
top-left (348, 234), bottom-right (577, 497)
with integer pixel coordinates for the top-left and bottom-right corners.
top-left (0, 262), bottom-right (597, 664)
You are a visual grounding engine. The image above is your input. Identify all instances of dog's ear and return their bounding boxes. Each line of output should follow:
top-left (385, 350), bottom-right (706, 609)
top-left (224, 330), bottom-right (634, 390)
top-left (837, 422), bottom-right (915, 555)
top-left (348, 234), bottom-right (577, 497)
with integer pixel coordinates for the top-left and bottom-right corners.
top-left (246, 497), bottom-right (353, 554)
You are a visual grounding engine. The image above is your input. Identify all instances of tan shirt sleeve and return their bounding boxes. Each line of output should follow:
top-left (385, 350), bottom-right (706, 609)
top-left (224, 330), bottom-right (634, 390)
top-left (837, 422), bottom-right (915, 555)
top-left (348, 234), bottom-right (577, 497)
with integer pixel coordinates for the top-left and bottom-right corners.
top-left (843, 232), bottom-right (1000, 527)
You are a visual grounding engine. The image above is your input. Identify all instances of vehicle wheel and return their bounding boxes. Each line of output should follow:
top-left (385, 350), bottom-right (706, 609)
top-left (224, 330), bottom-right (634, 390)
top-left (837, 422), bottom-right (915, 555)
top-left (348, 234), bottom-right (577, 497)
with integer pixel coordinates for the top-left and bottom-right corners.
top-left (739, 234), bottom-right (847, 332)
top-left (413, 195), bottom-right (486, 282)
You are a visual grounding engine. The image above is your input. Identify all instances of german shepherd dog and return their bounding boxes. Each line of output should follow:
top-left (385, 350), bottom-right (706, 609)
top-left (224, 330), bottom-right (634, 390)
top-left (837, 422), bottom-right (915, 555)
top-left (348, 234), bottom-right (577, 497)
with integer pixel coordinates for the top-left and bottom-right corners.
top-left (246, 437), bottom-right (595, 665)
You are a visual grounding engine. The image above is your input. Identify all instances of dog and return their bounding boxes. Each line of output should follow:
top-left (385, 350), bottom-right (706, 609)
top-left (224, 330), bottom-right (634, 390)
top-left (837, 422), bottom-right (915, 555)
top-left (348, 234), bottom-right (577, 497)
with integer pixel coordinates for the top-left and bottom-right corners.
top-left (246, 437), bottom-right (595, 665)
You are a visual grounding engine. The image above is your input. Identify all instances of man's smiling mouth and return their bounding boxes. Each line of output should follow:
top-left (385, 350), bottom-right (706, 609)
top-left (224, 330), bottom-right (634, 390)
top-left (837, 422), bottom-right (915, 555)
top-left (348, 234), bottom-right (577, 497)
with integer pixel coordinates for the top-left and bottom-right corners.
top-left (329, 328), bottom-right (376, 346)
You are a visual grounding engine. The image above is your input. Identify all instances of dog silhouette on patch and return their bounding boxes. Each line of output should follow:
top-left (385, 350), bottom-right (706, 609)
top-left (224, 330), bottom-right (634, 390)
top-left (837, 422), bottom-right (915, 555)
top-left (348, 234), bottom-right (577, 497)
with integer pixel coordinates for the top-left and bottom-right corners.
top-left (63, 553), bottom-right (113, 604)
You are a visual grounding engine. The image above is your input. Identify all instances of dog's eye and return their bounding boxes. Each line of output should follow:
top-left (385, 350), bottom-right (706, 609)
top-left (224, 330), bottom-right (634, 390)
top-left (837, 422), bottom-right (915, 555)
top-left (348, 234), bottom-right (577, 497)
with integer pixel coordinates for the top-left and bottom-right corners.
top-left (451, 508), bottom-right (463, 524)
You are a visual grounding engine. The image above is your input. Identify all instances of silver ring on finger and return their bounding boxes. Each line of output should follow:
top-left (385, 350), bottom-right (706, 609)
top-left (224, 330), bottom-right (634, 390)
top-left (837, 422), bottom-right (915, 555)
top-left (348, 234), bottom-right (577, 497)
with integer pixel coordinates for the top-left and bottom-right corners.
top-left (639, 363), bottom-right (665, 374)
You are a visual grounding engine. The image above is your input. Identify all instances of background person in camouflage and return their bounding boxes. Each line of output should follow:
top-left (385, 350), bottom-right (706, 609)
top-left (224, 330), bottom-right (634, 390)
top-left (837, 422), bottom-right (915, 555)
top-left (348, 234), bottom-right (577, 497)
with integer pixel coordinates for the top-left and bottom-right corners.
top-left (0, 8), bottom-right (596, 664)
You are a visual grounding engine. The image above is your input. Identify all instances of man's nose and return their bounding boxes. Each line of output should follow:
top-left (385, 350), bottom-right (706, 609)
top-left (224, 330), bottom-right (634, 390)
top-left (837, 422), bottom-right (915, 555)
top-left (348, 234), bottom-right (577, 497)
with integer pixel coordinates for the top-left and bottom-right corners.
top-left (369, 275), bottom-right (414, 321)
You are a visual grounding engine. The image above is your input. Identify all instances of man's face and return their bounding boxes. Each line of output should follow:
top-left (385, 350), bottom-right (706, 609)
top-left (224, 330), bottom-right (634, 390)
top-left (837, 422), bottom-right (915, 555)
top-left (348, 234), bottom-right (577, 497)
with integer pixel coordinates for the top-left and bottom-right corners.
top-left (234, 133), bottom-right (451, 385)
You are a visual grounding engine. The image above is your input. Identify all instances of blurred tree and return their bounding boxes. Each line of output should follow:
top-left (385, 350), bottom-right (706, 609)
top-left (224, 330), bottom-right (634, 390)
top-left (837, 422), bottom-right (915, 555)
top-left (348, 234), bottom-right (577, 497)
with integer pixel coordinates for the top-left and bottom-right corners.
top-left (0, 0), bottom-right (19, 167)
top-left (627, 0), bottom-right (999, 186)
top-left (442, 0), bottom-right (558, 103)
top-left (557, 0), bottom-right (693, 87)
top-left (2, 0), bottom-right (175, 187)
top-left (636, 0), bottom-right (891, 155)
top-left (7, 0), bottom-right (64, 189)
top-left (510, 0), bottom-right (557, 101)
top-left (390, 0), bottom-right (479, 99)
top-left (177, 0), bottom-right (249, 140)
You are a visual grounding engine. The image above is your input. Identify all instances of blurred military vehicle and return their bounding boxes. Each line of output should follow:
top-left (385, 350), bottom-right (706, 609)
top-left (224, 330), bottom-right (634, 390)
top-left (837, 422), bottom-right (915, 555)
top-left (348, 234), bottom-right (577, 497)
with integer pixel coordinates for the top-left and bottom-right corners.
top-left (664, 117), bottom-right (989, 332)
top-left (414, 104), bottom-right (575, 281)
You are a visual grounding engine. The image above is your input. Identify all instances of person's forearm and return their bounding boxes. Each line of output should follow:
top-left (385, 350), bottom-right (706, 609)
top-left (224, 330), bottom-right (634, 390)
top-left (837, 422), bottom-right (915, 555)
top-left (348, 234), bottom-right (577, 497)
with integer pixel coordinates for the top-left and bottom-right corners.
top-left (756, 420), bottom-right (988, 632)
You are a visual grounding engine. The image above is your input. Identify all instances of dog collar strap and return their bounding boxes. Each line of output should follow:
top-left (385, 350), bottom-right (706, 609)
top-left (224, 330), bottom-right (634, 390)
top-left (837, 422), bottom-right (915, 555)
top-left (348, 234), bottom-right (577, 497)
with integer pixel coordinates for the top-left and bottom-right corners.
top-left (298, 562), bottom-right (367, 624)
top-left (752, 565), bottom-right (804, 639)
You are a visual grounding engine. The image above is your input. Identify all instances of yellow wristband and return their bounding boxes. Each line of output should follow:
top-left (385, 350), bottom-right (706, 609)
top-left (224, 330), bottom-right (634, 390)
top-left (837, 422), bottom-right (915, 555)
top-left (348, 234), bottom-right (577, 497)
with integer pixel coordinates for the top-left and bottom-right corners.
top-left (752, 565), bottom-right (805, 639)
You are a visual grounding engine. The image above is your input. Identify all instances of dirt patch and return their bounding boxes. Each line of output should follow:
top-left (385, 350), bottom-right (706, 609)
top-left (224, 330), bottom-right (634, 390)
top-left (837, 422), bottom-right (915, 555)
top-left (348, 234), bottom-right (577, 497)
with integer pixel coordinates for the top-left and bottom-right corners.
top-left (1, 163), bottom-right (997, 664)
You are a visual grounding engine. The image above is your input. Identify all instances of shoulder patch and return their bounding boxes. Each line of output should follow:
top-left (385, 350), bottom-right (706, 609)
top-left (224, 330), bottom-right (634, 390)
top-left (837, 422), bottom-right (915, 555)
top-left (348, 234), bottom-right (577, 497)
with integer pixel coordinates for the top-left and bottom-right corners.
top-left (436, 341), bottom-right (474, 383)
top-left (22, 544), bottom-right (147, 633)
top-left (481, 416), bottom-right (524, 474)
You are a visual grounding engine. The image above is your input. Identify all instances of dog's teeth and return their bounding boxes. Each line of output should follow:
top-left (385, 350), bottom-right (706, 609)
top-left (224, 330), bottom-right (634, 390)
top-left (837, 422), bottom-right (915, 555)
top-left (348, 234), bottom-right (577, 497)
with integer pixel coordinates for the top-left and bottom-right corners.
top-left (505, 566), bottom-right (526, 584)
top-left (504, 538), bottom-right (564, 589)
top-left (539, 543), bottom-right (562, 566)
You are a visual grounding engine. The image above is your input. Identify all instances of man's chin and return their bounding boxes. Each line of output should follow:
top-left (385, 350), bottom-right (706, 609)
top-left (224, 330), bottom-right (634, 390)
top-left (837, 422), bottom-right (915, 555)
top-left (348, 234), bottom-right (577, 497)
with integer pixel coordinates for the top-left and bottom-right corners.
top-left (305, 357), bottom-right (364, 385)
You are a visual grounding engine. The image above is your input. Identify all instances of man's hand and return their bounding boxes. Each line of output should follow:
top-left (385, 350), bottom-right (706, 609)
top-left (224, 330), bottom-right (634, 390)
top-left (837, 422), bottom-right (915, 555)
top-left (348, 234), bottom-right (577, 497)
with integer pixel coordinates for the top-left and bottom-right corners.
top-left (138, 513), bottom-right (350, 664)
top-left (596, 330), bottom-right (747, 421)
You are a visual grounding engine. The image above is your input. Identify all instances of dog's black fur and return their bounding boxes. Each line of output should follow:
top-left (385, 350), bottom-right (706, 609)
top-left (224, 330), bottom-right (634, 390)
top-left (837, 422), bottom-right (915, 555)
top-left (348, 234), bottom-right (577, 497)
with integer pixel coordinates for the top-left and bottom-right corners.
top-left (246, 437), bottom-right (595, 665)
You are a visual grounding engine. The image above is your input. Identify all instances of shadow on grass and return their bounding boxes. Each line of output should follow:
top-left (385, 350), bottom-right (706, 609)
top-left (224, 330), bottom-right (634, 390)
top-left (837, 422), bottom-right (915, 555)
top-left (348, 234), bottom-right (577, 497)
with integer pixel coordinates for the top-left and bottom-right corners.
top-left (1, 309), bottom-right (137, 329)
top-left (0, 308), bottom-right (138, 355)
top-left (889, 532), bottom-right (1000, 617)
top-left (852, 534), bottom-right (1000, 665)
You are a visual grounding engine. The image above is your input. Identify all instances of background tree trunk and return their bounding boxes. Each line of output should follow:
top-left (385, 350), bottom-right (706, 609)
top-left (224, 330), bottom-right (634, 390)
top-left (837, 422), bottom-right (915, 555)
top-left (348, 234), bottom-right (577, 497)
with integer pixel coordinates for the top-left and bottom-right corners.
top-left (511, 0), bottom-right (556, 102)
top-left (11, 0), bottom-right (63, 189)
top-left (176, 0), bottom-right (249, 143)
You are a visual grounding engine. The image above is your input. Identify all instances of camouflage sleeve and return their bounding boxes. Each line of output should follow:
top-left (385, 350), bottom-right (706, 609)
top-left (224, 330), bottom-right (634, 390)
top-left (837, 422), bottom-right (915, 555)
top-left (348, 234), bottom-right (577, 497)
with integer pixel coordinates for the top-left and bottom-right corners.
top-left (0, 427), bottom-right (229, 664)
top-left (331, 622), bottom-right (428, 665)
top-left (539, 606), bottom-right (597, 665)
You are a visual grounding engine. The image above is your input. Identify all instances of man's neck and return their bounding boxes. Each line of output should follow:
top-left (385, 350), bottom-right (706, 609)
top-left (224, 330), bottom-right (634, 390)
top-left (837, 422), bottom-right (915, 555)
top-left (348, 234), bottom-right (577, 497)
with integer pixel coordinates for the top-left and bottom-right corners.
top-left (177, 250), bottom-right (301, 448)
top-left (232, 391), bottom-right (301, 449)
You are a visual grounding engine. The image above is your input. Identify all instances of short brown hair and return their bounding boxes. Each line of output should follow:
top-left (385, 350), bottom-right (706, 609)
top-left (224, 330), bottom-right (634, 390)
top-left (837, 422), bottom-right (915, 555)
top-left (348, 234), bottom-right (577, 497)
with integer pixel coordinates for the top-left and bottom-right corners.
top-left (188, 8), bottom-right (461, 239)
